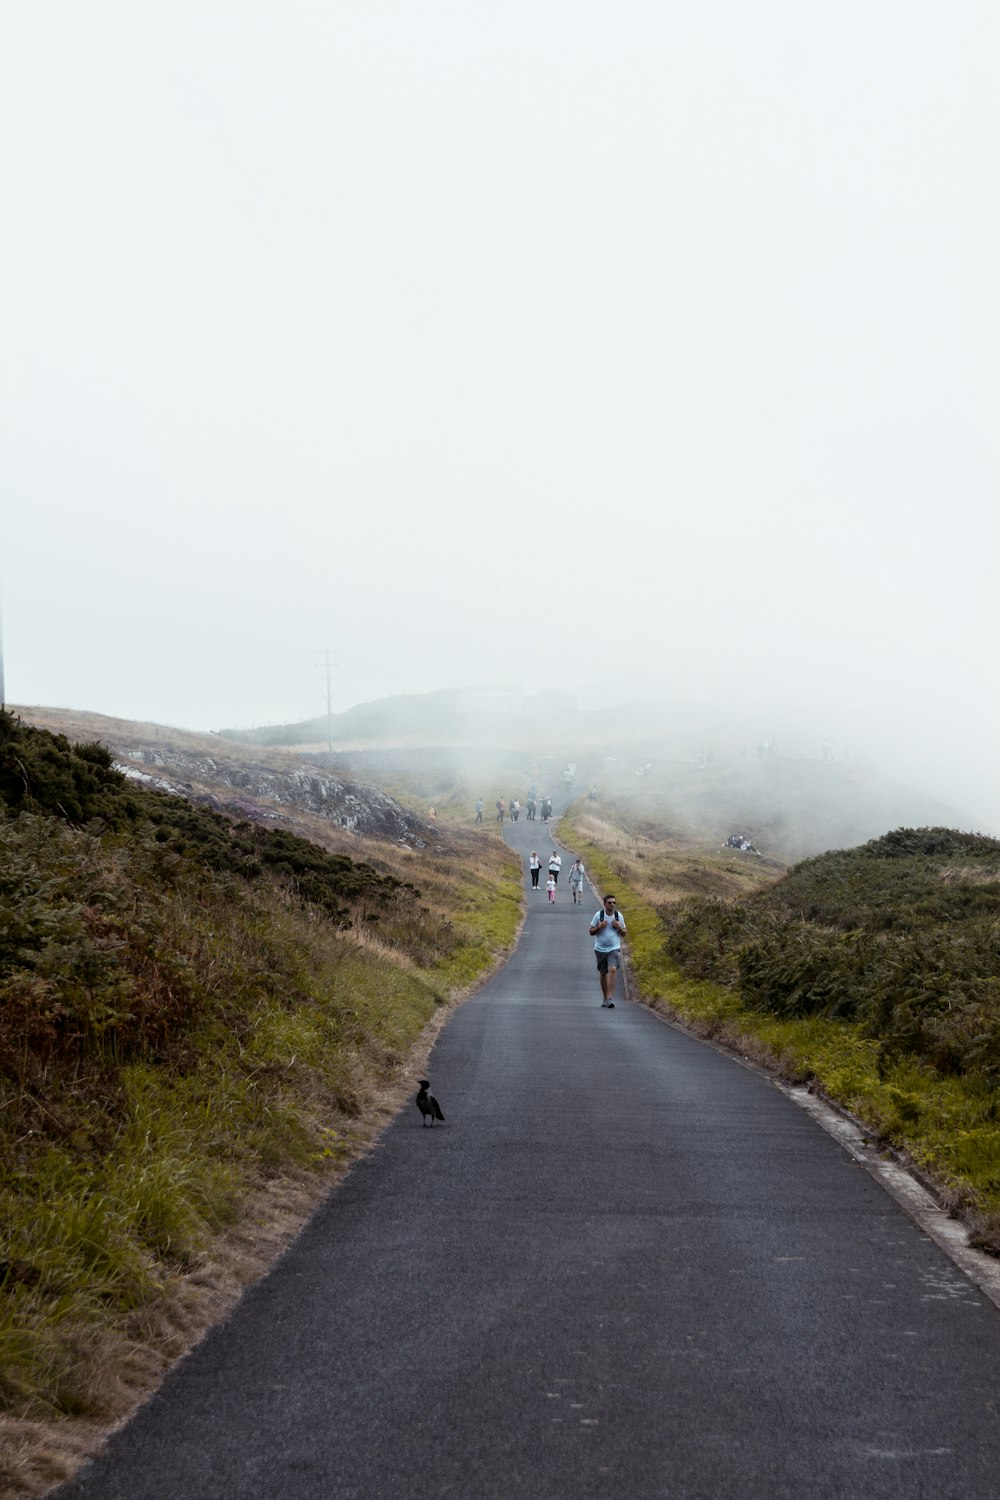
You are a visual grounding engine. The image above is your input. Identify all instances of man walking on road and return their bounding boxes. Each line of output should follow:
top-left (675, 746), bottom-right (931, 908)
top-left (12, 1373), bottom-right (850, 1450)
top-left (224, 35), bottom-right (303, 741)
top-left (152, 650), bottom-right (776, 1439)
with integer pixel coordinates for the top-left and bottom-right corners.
top-left (548, 850), bottom-right (562, 885)
top-left (589, 893), bottom-right (627, 1008)
top-left (568, 856), bottom-right (586, 904)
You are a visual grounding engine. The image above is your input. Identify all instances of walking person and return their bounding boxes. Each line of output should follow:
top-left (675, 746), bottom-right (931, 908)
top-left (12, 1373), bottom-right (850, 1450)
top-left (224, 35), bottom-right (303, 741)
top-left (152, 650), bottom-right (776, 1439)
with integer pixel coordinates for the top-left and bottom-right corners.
top-left (546, 873), bottom-right (557, 903)
top-left (475, 798), bottom-right (483, 824)
top-left (589, 893), bottom-right (627, 1008)
top-left (529, 851), bottom-right (541, 889)
top-left (495, 798), bottom-right (506, 823)
top-left (548, 850), bottom-right (562, 885)
top-left (526, 796), bottom-right (536, 820)
top-left (511, 800), bottom-right (520, 822)
top-left (568, 856), bottom-right (586, 905)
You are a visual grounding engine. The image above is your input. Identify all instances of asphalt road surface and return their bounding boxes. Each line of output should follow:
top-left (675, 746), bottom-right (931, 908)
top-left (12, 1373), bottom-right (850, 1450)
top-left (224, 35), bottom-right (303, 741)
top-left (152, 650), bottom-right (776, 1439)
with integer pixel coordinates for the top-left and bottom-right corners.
top-left (55, 807), bottom-right (1000, 1499)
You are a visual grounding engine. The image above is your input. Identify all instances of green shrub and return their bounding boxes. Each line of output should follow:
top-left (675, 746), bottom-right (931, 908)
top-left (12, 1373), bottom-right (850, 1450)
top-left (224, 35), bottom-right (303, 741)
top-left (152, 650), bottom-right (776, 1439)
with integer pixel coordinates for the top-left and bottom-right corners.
top-left (0, 711), bottom-right (405, 922)
top-left (662, 827), bottom-right (1000, 1083)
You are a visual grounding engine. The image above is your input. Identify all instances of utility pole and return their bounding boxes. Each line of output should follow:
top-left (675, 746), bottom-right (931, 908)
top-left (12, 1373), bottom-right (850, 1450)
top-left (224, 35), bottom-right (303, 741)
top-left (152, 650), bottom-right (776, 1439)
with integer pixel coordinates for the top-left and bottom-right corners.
top-left (316, 648), bottom-right (334, 753)
top-left (324, 648), bottom-right (333, 752)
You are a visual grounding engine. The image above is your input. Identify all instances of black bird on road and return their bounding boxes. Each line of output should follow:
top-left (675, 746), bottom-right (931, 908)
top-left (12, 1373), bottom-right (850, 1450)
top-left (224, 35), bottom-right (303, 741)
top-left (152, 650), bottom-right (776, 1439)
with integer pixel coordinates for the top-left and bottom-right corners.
top-left (416, 1080), bottom-right (445, 1127)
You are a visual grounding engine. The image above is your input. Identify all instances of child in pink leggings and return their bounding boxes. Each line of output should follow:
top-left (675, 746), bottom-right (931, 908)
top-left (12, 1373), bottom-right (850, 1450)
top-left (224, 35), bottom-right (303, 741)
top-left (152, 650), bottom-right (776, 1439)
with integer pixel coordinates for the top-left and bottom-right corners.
top-left (546, 874), bottom-right (557, 903)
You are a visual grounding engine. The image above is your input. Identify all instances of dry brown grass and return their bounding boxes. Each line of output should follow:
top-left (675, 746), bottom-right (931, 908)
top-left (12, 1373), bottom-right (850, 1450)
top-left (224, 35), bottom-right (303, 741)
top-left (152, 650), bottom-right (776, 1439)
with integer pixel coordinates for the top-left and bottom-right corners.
top-left (569, 805), bottom-right (780, 912)
top-left (938, 863), bottom-right (1000, 886)
top-left (9, 707), bottom-right (256, 761)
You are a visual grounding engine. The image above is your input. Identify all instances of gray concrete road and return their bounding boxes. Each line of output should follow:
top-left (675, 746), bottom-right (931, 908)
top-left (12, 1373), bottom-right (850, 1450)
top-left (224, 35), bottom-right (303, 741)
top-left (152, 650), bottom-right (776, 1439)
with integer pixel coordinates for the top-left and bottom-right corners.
top-left (54, 808), bottom-right (1000, 1498)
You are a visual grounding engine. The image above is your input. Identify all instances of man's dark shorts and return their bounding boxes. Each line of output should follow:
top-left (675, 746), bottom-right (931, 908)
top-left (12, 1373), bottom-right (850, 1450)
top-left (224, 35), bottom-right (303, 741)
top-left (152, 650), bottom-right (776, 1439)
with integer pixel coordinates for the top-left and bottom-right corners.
top-left (595, 949), bottom-right (621, 975)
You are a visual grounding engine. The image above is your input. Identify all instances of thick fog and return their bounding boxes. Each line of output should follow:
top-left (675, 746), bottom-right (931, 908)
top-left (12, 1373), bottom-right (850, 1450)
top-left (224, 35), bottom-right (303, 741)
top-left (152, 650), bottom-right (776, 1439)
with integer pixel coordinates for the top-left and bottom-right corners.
top-left (2, 3), bottom-right (997, 827)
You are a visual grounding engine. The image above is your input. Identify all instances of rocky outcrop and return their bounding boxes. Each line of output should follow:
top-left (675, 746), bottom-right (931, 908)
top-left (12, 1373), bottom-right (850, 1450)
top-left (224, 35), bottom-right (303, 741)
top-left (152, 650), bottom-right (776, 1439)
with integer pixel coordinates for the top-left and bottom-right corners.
top-left (114, 744), bottom-right (426, 845)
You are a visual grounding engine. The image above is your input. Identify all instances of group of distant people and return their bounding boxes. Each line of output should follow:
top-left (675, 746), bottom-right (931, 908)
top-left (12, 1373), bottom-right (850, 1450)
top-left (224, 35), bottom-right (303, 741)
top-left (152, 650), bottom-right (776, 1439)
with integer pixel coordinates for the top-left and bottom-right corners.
top-left (475, 784), bottom-right (628, 1010)
top-left (527, 851), bottom-right (587, 905)
top-left (470, 767), bottom-right (627, 1010)
top-left (476, 793), bottom-right (552, 824)
top-left (723, 832), bottom-right (761, 855)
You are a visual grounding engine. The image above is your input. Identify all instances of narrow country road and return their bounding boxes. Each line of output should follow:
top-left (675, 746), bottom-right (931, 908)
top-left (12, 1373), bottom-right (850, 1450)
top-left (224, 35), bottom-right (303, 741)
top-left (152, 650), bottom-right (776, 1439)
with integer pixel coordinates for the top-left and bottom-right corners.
top-left (54, 806), bottom-right (1000, 1499)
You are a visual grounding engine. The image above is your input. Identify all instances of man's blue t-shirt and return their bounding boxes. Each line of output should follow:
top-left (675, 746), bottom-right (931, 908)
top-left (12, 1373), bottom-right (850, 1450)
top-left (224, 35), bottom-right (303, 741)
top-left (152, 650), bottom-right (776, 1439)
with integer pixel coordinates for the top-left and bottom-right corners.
top-left (593, 909), bottom-right (626, 952)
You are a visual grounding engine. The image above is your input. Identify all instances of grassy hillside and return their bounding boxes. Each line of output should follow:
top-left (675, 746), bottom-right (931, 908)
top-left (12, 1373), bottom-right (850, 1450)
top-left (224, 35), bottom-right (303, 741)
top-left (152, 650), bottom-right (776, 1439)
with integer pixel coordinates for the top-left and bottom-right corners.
top-left (0, 713), bottom-right (520, 1494)
top-left (567, 801), bottom-right (786, 908)
top-left (665, 826), bottom-right (1000, 1088)
top-left (565, 800), bottom-right (1000, 1251)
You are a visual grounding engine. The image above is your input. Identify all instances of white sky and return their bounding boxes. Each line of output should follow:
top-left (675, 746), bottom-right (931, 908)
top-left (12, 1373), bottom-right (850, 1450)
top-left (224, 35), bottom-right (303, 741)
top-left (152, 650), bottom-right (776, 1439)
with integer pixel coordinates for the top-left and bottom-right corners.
top-left (2, 2), bottom-right (998, 822)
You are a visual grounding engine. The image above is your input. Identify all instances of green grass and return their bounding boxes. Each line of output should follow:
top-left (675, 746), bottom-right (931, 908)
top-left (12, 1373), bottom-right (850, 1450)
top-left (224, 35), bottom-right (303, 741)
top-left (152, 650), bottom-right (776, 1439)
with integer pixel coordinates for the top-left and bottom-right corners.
top-left (2, 888), bottom-right (519, 1419)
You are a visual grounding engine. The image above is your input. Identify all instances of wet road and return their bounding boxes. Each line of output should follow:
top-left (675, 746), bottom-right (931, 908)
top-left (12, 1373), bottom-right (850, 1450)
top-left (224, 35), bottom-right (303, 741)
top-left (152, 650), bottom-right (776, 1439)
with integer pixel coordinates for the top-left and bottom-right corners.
top-left (54, 809), bottom-right (1000, 1498)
